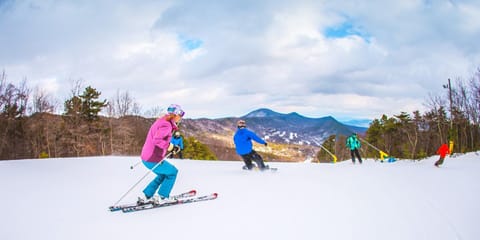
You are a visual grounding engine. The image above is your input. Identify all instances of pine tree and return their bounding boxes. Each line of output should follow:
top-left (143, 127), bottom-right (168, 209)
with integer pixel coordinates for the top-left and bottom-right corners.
top-left (183, 136), bottom-right (217, 160)
top-left (64, 86), bottom-right (107, 121)
top-left (80, 86), bottom-right (107, 121)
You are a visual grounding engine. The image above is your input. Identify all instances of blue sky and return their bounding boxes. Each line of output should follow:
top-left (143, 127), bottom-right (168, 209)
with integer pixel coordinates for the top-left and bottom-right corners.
top-left (1, 0), bottom-right (479, 122)
top-left (178, 34), bottom-right (203, 51)
top-left (324, 19), bottom-right (370, 42)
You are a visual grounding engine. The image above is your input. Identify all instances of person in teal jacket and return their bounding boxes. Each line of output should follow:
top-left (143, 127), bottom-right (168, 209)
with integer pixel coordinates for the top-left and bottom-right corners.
top-left (233, 119), bottom-right (269, 170)
top-left (346, 133), bottom-right (362, 164)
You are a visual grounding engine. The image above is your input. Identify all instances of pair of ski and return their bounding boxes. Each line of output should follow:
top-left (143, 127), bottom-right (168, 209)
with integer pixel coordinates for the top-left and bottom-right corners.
top-left (109, 190), bottom-right (218, 213)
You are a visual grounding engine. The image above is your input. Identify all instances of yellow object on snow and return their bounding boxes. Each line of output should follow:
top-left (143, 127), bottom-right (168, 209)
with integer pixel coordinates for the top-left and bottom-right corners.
top-left (449, 140), bottom-right (454, 155)
top-left (379, 150), bottom-right (389, 161)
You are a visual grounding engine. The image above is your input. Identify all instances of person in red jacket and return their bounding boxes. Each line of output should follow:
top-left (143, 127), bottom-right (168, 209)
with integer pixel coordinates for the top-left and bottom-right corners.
top-left (434, 143), bottom-right (450, 167)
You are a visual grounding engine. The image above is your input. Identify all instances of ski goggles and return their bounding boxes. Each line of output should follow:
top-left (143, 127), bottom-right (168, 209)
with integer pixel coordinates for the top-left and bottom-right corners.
top-left (167, 106), bottom-right (185, 117)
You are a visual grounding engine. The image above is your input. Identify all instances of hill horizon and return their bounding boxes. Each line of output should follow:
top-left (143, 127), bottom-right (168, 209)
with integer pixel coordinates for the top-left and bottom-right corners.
top-left (194, 107), bottom-right (371, 128)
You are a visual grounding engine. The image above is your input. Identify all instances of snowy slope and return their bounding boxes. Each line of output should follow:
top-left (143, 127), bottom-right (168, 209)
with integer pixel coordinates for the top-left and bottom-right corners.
top-left (0, 153), bottom-right (479, 240)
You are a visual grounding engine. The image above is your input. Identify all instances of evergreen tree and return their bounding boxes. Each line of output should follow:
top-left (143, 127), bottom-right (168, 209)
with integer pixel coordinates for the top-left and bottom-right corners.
top-left (64, 86), bottom-right (107, 121)
top-left (316, 135), bottom-right (336, 163)
top-left (183, 136), bottom-right (217, 160)
top-left (64, 95), bottom-right (82, 117)
top-left (80, 86), bottom-right (107, 121)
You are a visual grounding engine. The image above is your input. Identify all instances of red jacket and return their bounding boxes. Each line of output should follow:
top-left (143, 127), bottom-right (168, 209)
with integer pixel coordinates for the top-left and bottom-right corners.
top-left (436, 143), bottom-right (450, 158)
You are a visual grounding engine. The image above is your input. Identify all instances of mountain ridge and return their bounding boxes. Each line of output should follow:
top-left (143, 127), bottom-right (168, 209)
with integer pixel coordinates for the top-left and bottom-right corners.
top-left (239, 108), bottom-right (366, 134)
top-left (182, 108), bottom-right (368, 161)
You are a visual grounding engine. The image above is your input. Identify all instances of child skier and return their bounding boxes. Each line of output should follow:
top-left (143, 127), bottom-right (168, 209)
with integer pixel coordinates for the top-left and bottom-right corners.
top-left (169, 131), bottom-right (184, 159)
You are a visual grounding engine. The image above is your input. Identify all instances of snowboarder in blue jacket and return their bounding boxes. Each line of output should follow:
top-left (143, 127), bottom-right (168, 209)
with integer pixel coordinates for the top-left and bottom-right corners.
top-left (233, 119), bottom-right (268, 170)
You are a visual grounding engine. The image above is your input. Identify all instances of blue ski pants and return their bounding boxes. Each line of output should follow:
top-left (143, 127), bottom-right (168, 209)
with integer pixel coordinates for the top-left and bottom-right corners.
top-left (142, 160), bottom-right (178, 198)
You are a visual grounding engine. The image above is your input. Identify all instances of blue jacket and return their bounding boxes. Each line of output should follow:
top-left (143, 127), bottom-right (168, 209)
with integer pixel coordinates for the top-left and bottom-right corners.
top-left (233, 128), bottom-right (266, 155)
top-left (170, 136), bottom-right (184, 150)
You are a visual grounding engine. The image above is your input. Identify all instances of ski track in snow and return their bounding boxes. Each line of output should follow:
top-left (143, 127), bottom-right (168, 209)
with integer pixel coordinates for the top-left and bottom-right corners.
top-left (0, 153), bottom-right (479, 240)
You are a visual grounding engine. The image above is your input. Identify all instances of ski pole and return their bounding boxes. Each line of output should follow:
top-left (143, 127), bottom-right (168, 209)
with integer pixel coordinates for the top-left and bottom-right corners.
top-left (113, 151), bottom-right (174, 206)
top-left (130, 147), bottom-right (179, 169)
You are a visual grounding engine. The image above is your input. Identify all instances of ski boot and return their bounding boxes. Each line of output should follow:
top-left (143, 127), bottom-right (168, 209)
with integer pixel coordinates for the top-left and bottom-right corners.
top-left (137, 195), bottom-right (159, 205)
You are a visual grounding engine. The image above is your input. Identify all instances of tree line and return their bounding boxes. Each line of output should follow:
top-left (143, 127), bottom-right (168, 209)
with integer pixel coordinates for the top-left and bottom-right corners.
top-left (1, 69), bottom-right (479, 161)
top-left (315, 70), bottom-right (480, 162)
top-left (0, 71), bottom-right (215, 160)
top-left (324, 69), bottom-right (480, 161)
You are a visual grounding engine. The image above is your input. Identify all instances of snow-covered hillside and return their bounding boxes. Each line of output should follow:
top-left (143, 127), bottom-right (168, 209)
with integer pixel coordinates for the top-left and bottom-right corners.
top-left (1, 153), bottom-right (479, 240)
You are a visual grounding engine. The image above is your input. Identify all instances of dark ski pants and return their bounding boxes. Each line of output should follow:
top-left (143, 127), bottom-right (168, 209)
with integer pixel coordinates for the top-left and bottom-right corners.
top-left (176, 151), bottom-right (183, 159)
top-left (435, 156), bottom-right (446, 166)
top-left (241, 150), bottom-right (266, 169)
top-left (168, 148), bottom-right (183, 159)
top-left (173, 146), bottom-right (183, 159)
top-left (350, 149), bottom-right (362, 164)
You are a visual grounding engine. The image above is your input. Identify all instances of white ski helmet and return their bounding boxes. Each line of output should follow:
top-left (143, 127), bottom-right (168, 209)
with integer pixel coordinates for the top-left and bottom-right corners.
top-left (167, 104), bottom-right (185, 117)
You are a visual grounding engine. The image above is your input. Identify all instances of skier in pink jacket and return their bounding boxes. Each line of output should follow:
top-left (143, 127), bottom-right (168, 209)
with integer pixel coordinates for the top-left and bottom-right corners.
top-left (138, 104), bottom-right (185, 204)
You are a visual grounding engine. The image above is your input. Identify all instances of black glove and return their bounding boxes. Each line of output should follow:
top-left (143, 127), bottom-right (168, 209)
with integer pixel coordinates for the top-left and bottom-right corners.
top-left (264, 143), bottom-right (268, 147)
top-left (173, 146), bottom-right (180, 153)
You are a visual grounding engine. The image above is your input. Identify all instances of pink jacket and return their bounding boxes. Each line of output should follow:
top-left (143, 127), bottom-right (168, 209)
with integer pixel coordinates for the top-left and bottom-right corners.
top-left (141, 116), bottom-right (178, 163)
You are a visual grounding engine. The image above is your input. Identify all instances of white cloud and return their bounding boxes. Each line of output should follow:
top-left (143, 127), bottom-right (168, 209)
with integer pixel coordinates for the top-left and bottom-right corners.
top-left (0, 0), bottom-right (479, 121)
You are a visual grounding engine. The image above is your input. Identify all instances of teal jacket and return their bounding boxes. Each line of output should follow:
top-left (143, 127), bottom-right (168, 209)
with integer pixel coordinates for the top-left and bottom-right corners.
top-left (346, 135), bottom-right (361, 150)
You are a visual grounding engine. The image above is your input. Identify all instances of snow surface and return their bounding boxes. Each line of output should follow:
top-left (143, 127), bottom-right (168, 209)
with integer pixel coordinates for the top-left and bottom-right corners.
top-left (1, 153), bottom-right (479, 240)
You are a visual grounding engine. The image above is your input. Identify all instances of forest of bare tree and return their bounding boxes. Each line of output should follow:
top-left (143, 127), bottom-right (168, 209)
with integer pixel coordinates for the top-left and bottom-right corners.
top-left (1, 69), bottom-right (479, 161)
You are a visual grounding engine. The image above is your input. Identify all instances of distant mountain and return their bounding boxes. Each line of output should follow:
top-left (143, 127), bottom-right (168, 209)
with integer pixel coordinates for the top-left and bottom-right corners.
top-left (237, 108), bottom-right (367, 146)
top-left (242, 108), bottom-right (285, 118)
top-left (339, 119), bottom-right (372, 128)
top-left (184, 108), bottom-right (367, 147)
top-left (181, 108), bottom-right (368, 161)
